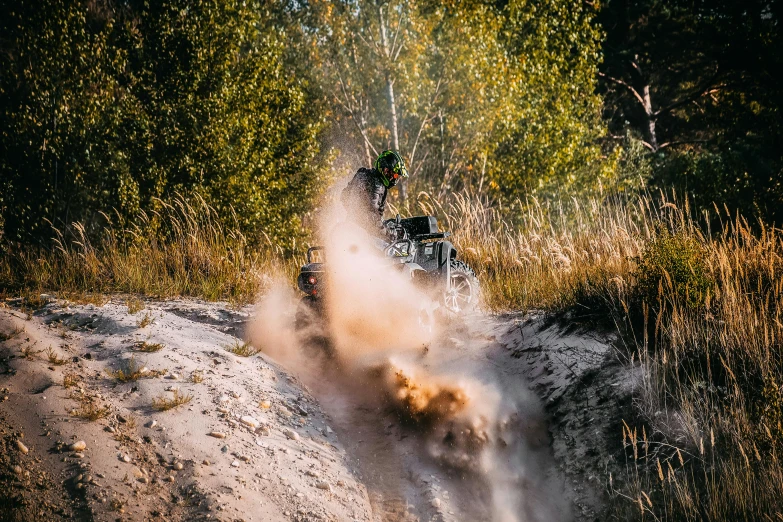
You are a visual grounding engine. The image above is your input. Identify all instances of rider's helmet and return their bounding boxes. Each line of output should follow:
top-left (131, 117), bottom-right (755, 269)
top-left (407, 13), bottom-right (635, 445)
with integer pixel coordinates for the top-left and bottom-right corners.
top-left (374, 150), bottom-right (408, 187)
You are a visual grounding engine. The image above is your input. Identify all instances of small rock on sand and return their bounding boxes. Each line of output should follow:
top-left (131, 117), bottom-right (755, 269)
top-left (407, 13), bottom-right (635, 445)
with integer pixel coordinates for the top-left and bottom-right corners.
top-left (16, 440), bottom-right (28, 454)
top-left (240, 416), bottom-right (259, 428)
top-left (259, 400), bottom-right (271, 409)
top-left (432, 498), bottom-right (441, 508)
top-left (173, 462), bottom-right (184, 470)
top-left (283, 428), bottom-right (300, 441)
top-left (121, 454), bottom-right (132, 463)
top-left (231, 460), bottom-right (240, 467)
top-left (316, 481), bottom-right (331, 492)
top-left (202, 460), bottom-right (210, 466)
top-left (13, 465), bottom-right (22, 474)
top-left (69, 441), bottom-right (87, 452)
top-left (145, 420), bottom-right (157, 428)
top-left (208, 431), bottom-right (226, 439)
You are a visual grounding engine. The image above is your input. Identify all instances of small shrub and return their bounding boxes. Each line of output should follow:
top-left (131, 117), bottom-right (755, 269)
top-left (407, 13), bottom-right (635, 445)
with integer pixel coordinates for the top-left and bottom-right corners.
top-left (190, 371), bottom-right (204, 383)
top-left (46, 346), bottom-right (68, 365)
top-left (633, 228), bottom-right (712, 309)
top-left (133, 341), bottom-right (164, 353)
top-left (224, 341), bottom-right (259, 357)
top-left (152, 390), bottom-right (193, 411)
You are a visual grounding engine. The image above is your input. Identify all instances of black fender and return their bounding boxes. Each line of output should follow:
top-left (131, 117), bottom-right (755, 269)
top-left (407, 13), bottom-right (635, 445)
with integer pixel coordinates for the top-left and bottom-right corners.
top-left (436, 241), bottom-right (457, 287)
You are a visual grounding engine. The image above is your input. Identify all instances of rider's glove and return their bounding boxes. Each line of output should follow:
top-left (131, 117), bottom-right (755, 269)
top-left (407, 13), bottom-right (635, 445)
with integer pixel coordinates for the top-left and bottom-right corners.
top-left (381, 220), bottom-right (395, 239)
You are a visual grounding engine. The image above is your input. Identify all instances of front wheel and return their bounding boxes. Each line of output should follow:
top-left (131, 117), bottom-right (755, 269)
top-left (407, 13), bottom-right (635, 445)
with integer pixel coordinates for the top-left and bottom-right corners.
top-left (443, 259), bottom-right (480, 313)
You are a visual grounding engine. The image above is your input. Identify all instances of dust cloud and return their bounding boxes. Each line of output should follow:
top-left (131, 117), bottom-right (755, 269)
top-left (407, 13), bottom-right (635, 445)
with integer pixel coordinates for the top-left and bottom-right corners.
top-left (246, 180), bottom-right (569, 522)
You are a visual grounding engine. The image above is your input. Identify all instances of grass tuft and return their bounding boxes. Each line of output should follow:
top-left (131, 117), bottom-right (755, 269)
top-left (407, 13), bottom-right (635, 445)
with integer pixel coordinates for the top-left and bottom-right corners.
top-left (133, 341), bottom-right (164, 353)
top-left (224, 341), bottom-right (260, 357)
top-left (126, 297), bottom-right (144, 315)
top-left (106, 356), bottom-right (164, 382)
top-left (137, 312), bottom-right (154, 328)
top-left (70, 395), bottom-right (111, 421)
top-left (46, 346), bottom-right (68, 365)
top-left (0, 325), bottom-right (25, 342)
top-left (152, 389), bottom-right (193, 411)
top-left (63, 372), bottom-right (80, 388)
top-left (19, 343), bottom-right (41, 360)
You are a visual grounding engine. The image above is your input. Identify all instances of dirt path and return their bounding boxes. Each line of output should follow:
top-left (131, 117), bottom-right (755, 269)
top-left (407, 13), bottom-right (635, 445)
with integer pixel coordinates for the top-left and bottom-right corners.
top-left (1, 297), bottom-right (632, 521)
top-left (0, 298), bottom-right (374, 522)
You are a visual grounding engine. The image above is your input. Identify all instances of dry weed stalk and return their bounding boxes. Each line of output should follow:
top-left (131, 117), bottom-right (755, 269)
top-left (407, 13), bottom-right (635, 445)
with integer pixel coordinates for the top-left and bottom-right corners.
top-left (46, 346), bottom-right (68, 365)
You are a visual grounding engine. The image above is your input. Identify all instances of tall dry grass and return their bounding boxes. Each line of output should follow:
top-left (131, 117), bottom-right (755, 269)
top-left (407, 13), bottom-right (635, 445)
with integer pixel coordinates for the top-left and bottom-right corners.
top-left (413, 190), bottom-right (655, 313)
top-left (416, 189), bottom-right (783, 520)
top-left (0, 195), bottom-right (297, 303)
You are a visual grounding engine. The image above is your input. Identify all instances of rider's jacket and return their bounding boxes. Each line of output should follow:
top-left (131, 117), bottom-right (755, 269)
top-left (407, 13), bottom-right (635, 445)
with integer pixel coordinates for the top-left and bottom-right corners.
top-left (341, 167), bottom-right (388, 233)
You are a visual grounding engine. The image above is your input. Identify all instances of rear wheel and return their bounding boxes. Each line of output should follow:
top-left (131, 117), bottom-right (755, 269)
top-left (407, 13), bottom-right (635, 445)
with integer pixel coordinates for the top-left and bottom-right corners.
top-left (295, 296), bottom-right (322, 331)
top-left (295, 296), bottom-right (334, 357)
top-left (443, 259), bottom-right (479, 313)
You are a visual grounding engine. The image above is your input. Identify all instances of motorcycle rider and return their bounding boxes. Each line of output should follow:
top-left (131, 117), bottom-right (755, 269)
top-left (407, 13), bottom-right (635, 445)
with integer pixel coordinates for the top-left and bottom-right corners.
top-left (340, 150), bottom-right (408, 237)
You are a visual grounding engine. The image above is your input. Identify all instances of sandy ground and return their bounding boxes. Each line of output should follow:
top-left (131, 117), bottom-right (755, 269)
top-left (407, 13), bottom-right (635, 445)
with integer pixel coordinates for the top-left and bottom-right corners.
top-left (0, 297), bottom-right (636, 522)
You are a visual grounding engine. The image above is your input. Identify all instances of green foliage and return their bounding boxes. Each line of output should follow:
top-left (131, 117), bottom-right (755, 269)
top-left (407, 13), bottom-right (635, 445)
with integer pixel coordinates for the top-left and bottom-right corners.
top-left (306, 0), bottom-right (609, 203)
top-left (0, 0), bottom-right (328, 247)
top-left (652, 147), bottom-right (783, 225)
top-left (598, 0), bottom-right (783, 224)
top-left (633, 228), bottom-right (712, 309)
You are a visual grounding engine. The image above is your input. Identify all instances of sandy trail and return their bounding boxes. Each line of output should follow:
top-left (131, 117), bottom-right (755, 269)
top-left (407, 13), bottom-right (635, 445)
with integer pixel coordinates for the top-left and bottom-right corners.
top-left (1, 297), bottom-right (631, 521)
top-left (280, 312), bottom-right (576, 522)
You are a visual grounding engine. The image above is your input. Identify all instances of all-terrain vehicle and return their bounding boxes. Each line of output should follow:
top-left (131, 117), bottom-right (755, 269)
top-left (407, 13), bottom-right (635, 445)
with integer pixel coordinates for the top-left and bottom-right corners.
top-left (296, 215), bottom-right (479, 317)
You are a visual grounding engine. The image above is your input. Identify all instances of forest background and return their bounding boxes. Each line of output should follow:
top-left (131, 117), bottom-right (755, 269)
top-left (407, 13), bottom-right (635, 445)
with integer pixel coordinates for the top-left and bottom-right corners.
top-left (2, 0), bottom-right (780, 248)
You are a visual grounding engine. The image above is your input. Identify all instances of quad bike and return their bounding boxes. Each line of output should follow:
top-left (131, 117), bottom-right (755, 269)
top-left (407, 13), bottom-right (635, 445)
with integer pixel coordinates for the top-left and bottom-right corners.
top-left (296, 215), bottom-right (480, 325)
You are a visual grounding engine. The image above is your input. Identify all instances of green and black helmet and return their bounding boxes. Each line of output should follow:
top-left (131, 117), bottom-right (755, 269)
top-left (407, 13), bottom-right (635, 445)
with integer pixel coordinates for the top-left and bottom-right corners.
top-left (374, 150), bottom-right (408, 187)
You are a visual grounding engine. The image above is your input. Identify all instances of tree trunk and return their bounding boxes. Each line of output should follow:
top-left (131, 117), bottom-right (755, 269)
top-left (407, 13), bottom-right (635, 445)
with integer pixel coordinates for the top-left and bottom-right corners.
top-left (641, 84), bottom-right (659, 151)
top-left (386, 78), bottom-right (406, 200)
top-left (379, 5), bottom-right (406, 201)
